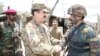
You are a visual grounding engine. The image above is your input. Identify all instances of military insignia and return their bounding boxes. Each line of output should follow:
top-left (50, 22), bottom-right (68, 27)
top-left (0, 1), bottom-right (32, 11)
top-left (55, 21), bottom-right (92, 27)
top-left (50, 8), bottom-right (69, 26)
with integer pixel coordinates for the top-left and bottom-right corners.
top-left (81, 28), bottom-right (89, 41)
top-left (81, 28), bottom-right (88, 34)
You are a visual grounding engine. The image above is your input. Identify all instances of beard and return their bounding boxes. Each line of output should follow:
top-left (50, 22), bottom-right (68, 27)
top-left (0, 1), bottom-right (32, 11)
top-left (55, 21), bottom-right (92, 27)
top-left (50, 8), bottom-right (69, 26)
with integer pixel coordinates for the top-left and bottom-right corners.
top-left (70, 17), bottom-right (78, 25)
top-left (9, 16), bottom-right (16, 22)
top-left (10, 18), bottom-right (16, 22)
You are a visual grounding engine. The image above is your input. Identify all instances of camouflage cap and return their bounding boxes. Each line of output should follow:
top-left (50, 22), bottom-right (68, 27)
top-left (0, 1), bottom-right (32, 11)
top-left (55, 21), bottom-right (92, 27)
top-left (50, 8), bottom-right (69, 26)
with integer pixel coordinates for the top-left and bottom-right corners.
top-left (32, 3), bottom-right (50, 13)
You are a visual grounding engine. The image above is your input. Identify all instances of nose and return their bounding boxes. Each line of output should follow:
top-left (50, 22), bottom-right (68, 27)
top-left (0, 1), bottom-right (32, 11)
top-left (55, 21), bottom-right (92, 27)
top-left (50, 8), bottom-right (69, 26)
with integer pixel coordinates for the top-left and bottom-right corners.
top-left (44, 12), bottom-right (48, 16)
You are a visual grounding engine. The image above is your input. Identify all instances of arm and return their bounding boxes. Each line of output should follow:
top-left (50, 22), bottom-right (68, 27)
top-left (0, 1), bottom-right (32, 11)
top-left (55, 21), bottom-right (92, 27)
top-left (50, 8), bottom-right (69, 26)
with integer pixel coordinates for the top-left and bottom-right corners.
top-left (0, 22), bottom-right (3, 38)
top-left (86, 27), bottom-right (100, 56)
top-left (60, 29), bottom-right (71, 50)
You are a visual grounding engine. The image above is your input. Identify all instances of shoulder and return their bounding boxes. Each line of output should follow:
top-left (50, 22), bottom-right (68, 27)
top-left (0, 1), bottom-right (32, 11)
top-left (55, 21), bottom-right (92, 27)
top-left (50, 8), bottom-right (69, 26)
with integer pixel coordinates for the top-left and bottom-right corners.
top-left (0, 22), bottom-right (4, 28)
top-left (0, 21), bottom-right (3, 23)
top-left (83, 24), bottom-right (95, 33)
top-left (82, 24), bottom-right (96, 38)
top-left (25, 22), bottom-right (35, 30)
top-left (0, 22), bottom-right (4, 25)
top-left (24, 23), bottom-right (36, 36)
top-left (26, 22), bottom-right (33, 27)
top-left (25, 22), bottom-right (37, 32)
top-left (41, 24), bottom-right (49, 31)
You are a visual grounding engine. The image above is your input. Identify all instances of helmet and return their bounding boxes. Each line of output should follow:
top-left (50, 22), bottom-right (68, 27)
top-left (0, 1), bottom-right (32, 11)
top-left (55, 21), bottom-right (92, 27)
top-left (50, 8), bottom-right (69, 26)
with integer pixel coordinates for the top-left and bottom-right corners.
top-left (5, 9), bottom-right (17, 15)
top-left (67, 4), bottom-right (87, 17)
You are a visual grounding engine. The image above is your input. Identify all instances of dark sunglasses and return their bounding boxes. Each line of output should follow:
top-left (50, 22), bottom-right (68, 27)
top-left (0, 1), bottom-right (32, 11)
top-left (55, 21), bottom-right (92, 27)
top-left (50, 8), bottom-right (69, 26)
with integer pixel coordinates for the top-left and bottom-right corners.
top-left (10, 14), bottom-right (16, 16)
top-left (7, 14), bottom-right (16, 16)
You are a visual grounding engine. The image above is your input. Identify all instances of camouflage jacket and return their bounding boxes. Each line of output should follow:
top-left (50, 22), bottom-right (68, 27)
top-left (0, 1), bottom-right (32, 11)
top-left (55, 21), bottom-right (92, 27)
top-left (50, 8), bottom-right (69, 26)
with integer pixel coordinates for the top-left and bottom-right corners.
top-left (22, 19), bottom-right (58, 56)
top-left (0, 21), bottom-right (19, 51)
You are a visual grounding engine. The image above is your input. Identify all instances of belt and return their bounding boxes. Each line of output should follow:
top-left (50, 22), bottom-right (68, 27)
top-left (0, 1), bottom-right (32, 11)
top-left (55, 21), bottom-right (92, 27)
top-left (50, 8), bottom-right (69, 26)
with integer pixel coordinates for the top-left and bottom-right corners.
top-left (35, 54), bottom-right (51, 56)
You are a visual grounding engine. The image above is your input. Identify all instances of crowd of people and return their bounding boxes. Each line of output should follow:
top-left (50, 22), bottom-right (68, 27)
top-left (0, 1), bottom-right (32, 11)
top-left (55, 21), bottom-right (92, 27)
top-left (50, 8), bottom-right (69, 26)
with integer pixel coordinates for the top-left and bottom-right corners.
top-left (0, 3), bottom-right (100, 56)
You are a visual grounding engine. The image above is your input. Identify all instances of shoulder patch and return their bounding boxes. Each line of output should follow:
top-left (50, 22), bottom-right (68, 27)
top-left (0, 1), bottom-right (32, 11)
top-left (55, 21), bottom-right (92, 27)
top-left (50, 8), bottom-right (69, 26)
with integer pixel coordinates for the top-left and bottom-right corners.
top-left (81, 26), bottom-right (89, 34)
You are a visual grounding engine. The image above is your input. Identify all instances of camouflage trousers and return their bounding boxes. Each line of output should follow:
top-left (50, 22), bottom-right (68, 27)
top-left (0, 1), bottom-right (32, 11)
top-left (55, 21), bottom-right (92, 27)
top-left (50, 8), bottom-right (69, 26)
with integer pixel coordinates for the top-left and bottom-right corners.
top-left (35, 54), bottom-right (51, 56)
top-left (25, 47), bottom-right (51, 56)
top-left (53, 52), bottom-right (60, 56)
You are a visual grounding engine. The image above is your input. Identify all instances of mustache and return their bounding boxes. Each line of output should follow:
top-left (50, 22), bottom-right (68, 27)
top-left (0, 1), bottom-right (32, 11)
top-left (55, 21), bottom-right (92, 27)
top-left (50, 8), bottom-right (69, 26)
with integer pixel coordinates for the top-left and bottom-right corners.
top-left (44, 16), bottom-right (46, 18)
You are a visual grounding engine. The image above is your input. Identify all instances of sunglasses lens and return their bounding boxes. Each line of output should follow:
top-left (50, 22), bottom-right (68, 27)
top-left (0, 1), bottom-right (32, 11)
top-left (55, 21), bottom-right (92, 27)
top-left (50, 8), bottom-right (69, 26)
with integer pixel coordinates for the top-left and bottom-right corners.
top-left (11, 14), bottom-right (16, 16)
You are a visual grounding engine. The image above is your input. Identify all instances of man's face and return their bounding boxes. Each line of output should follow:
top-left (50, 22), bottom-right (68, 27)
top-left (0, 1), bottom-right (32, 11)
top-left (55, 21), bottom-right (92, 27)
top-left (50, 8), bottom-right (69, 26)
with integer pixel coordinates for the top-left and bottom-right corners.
top-left (69, 14), bottom-right (81, 24)
top-left (36, 10), bottom-right (48, 23)
top-left (52, 20), bottom-right (58, 28)
top-left (7, 14), bottom-right (16, 21)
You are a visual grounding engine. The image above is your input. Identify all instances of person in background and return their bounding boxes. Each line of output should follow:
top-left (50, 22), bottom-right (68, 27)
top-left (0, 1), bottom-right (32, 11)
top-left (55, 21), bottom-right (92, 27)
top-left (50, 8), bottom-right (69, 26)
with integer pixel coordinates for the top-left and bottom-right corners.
top-left (50, 18), bottom-right (63, 40)
top-left (50, 18), bottom-right (63, 56)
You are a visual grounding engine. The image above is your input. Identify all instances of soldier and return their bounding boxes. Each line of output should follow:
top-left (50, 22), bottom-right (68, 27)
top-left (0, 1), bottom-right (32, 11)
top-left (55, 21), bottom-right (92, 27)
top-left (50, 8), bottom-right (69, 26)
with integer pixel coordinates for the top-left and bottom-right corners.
top-left (56, 4), bottom-right (100, 56)
top-left (22, 3), bottom-right (61, 56)
top-left (0, 9), bottom-right (21, 56)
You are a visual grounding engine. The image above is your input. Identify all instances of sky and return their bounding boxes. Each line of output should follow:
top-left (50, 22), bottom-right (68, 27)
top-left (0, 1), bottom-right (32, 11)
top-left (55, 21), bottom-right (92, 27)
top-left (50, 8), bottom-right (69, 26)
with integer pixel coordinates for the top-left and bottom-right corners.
top-left (1, 0), bottom-right (100, 23)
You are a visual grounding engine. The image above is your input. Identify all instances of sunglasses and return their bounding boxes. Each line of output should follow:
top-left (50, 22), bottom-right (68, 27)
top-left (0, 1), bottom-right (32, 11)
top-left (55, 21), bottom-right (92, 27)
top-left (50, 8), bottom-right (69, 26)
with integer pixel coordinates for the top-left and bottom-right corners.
top-left (7, 14), bottom-right (16, 16)
top-left (10, 14), bottom-right (16, 16)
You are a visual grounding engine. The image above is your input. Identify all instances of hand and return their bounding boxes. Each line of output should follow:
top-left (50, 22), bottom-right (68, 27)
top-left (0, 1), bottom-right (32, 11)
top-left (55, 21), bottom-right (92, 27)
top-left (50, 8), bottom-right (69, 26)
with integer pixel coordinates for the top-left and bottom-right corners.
top-left (53, 39), bottom-right (60, 45)
top-left (54, 45), bottom-right (62, 53)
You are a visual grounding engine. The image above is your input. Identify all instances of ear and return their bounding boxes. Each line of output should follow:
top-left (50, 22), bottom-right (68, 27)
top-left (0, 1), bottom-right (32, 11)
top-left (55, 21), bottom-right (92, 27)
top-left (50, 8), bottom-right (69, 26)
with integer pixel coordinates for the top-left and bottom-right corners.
top-left (34, 11), bottom-right (39, 15)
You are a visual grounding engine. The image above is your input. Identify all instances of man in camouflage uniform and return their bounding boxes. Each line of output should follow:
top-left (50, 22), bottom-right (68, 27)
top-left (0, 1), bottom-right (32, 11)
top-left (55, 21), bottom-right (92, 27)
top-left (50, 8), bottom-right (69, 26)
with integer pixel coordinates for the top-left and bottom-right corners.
top-left (0, 9), bottom-right (20, 56)
top-left (56, 4), bottom-right (100, 56)
top-left (22, 3), bottom-right (61, 56)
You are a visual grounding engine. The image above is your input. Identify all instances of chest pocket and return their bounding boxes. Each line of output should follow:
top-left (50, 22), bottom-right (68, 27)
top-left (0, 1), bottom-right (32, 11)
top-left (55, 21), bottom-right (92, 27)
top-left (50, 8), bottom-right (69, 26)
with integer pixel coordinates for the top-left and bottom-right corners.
top-left (3, 27), bottom-right (13, 37)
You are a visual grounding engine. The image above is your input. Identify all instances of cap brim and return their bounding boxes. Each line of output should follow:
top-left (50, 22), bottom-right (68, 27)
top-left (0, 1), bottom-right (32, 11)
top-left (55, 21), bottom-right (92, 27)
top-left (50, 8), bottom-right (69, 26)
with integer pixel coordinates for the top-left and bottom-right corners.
top-left (42, 9), bottom-right (50, 13)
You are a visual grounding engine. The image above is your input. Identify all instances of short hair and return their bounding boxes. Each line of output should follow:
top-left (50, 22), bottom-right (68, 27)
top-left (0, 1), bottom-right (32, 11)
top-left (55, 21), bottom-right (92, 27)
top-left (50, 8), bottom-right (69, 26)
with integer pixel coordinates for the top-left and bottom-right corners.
top-left (31, 9), bottom-right (41, 15)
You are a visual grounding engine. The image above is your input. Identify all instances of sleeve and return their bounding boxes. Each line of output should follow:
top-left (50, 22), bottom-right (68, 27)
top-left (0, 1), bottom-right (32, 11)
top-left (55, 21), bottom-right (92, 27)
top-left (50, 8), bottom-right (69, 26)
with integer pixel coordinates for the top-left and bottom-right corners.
top-left (24, 24), bottom-right (55, 55)
top-left (60, 30), bottom-right (70, 50)
top-left (0, 22), bottom-right (3, 37)
top-left (86, 27), bottom-right (100, 56)
top-left (0, 24), bottom-right (3, 38)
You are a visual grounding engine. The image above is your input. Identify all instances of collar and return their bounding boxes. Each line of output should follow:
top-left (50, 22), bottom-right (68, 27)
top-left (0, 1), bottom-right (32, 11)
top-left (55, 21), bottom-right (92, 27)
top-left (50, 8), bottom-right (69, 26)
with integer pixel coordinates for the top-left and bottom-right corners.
top-left (4, 20), bottom-right (15, 28)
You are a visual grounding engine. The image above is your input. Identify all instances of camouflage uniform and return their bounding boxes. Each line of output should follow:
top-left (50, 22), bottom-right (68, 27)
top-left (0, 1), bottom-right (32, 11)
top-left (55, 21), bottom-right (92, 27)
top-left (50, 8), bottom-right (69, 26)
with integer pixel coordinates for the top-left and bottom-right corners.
top-left (22, 19), bottom-right (57, 56)
top-left (0, 21), bottom-right (19, 56)
top-left (60, 4), bottom-right (100, 56)
top-left (63, 22), bottom-right (100, 56)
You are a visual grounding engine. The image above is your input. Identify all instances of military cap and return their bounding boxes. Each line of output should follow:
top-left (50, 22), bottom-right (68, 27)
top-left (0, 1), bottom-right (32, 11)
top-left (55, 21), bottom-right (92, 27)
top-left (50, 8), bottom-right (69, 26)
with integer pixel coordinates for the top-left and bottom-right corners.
top-left (5, 9), bottom-right (17, 15)
top-left (32, 3), bottom-right (50, 13)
